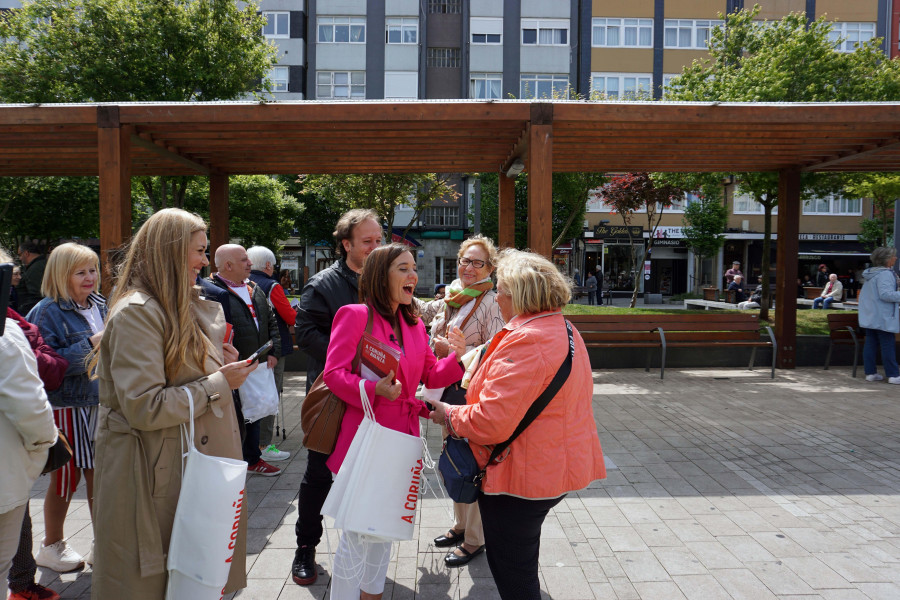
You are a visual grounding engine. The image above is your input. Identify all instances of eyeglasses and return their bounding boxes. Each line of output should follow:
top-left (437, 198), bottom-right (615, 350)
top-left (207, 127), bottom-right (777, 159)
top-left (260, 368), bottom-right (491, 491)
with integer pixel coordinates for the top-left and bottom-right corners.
top-left (458, 257), bottom-right (486, 269)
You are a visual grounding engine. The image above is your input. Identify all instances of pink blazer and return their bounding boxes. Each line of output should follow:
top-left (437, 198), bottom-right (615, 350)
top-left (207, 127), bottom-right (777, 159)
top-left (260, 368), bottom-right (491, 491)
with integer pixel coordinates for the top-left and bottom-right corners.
top-left (323, 303), bottom-right (463, 473)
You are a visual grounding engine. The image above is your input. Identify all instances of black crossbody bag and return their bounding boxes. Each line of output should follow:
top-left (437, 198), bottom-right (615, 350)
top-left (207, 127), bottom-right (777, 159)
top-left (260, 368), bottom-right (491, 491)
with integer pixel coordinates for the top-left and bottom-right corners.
top-left (439, 320), bottom-right (574, 504)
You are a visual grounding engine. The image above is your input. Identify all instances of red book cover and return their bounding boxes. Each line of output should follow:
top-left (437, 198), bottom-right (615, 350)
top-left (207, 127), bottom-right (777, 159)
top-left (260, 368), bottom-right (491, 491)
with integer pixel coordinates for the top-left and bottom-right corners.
top-left (223, 323), bottom-right (234, 344)
top-left (360, 333), bottom-right (401, 382)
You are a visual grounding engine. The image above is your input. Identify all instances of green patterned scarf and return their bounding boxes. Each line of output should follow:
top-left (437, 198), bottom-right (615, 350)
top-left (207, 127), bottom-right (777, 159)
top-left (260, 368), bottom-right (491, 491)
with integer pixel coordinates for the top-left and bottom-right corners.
top-left (444, 279), bottom-right (493, 309)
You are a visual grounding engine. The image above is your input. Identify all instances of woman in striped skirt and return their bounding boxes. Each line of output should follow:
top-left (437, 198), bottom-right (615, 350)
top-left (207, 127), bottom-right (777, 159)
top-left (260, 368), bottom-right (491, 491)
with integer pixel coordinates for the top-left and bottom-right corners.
top-left (26, 242), bottom-right (107, 574)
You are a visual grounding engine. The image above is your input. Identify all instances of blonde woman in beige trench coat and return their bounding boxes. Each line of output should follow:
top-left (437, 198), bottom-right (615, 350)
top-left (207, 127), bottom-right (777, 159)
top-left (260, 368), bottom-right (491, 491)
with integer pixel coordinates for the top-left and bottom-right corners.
top-left (90, 209), bottom-right (255, 600)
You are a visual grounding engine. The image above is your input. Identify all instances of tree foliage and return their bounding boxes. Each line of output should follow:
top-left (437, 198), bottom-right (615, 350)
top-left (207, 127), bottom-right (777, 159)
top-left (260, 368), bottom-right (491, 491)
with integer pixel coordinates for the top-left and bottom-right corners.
top-left (0, 0), bottom-right (277, 103)
top-left (844, 173), bottom-right (900, 249)
top-left (297, 173), bottom-right (459, 234)
top-left (603, 173), bottom-right (685, 307)
top-left (664, 6), bottom-right (900, 318)
top-left (0, 176), bottom-right (99, 252)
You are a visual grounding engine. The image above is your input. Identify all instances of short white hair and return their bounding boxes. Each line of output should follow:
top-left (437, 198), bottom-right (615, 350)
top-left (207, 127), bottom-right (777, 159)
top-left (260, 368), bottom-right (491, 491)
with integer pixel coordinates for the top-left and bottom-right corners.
top-left (734, 274), bottom-right (743, 281)
top-left (247, 246), bottom-right (276, 270)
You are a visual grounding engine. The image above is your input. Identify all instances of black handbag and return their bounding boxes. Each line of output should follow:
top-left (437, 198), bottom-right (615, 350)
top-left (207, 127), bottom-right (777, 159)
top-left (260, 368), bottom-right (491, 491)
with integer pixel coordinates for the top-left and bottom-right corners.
top-left (438, 321), bottom-right (575, 504)
top-left (42, 430), bottom-right (73, 475)
top-left (440, 381), bottom-right (468, 406)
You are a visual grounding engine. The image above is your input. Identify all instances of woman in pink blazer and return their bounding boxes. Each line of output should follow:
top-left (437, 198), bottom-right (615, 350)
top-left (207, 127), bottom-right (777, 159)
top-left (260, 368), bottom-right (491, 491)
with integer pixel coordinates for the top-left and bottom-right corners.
top-left (323, 243), bottom-right (465, 600)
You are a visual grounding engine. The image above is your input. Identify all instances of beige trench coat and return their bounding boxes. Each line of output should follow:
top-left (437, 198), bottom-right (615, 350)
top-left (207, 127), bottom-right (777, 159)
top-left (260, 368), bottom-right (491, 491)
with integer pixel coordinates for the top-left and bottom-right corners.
top-left (91, 290), bottom-right (246, 599)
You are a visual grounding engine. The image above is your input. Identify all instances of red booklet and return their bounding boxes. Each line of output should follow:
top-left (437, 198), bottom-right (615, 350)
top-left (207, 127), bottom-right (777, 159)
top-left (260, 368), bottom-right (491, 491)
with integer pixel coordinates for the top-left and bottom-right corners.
top-left (360, 333), bottom-right (401, 382)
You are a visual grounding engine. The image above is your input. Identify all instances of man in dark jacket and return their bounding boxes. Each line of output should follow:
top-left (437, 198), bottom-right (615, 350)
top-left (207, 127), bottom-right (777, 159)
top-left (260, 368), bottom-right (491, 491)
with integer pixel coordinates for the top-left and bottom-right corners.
top-left (247, 245), bottom-right (296, 463)
top-left (16, 242), bottom-right (47, 315)
top-left (205, 244), bottom-right (282, 477)
top-left (291, 208), bottom-right (382, 586)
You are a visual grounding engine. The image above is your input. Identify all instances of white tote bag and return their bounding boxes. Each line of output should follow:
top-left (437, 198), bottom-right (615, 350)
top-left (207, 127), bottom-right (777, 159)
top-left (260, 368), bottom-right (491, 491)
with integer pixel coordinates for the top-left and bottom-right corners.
top-left (321, 380), bottom-right (424, 542)
top-left (166, 387), bottom-right (248, 600)
top-left (238, 362), bottom-right (279, 422)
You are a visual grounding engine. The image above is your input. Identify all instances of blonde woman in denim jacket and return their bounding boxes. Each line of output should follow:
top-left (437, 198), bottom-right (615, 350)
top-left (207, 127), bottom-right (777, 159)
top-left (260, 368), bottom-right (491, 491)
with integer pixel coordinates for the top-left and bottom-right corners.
top-left (26, 243), bottom-right (107, 573)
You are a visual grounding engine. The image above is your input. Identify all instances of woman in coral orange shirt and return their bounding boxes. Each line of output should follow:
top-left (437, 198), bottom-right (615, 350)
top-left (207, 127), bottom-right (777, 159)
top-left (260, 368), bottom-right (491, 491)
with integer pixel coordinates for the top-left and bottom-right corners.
top-left (430, 249), bottom-right (606, 600)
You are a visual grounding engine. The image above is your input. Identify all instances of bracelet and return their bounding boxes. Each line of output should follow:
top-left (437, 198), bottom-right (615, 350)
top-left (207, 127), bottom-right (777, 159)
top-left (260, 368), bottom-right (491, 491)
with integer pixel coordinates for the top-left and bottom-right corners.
top-left (445, 405), bottom-right (462, 439)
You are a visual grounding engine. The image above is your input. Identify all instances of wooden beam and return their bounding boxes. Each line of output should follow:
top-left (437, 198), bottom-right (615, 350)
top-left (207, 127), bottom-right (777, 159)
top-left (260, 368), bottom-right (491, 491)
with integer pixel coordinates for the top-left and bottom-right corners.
top-left (498, 172), bottom-right (515, 249)
top-left (775, 168), bottom-right (801, 370)
top-left (501, 125), bottom-right (529, 174)
top-left (131, 132), bottom-right (211, 175)
top-left (802, 136), bottom-right (900, 171)
top-left (527, 103), bottom-right (553, 258)
top-left (209, 174), bottom-right (229, 264)
top-left (97, 106), bottom-right (132, 296)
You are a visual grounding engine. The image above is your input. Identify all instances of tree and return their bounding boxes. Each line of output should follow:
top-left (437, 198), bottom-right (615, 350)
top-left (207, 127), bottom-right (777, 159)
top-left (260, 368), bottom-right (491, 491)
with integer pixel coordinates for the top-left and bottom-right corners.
top-left (297, 173), bottom-right (459, 234)
top-left (844, 173), bottom-right (900, 249)
top-left (603, 173), bottom-right (684, 307)
top-left (0, 176), bottom-right (100, 252)
top-left (665, 6), bottom-right (900, 319)
top-left (0, 0), bottom-right (279, 237)
top-left (0, 0), bottom-right (276, 103)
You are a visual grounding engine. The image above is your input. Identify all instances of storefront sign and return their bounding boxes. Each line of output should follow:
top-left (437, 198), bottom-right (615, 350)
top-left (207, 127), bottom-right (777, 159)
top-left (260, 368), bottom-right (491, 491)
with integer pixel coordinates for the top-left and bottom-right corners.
top-left (594, 225), bottom-right (643, 239)
top-left (798, 233), bottom-right (858, 241)
top-left (650, 238), bottom-right (686, 247)
top-left (650, 226), bottom-right (686, 239)
top-left (281, 258), bottom-right (299, 270)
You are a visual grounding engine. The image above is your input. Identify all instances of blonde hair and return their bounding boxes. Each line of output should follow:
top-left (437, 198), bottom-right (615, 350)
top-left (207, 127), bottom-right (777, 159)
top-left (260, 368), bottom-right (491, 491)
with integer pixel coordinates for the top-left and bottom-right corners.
top-left (41, 242), bottom-right (100, 303)
top-left (458, 234), bottom-right (499, 270)
top-left (104, 208), bottom-right (214, 380)
top-left (495, 249), bottom-right (572, 315)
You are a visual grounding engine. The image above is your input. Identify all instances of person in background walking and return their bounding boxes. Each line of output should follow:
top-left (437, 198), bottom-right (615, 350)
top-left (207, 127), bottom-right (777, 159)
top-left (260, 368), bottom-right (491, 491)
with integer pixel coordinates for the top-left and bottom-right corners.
top-left (859, 247), bottom-right (900, 384)
top-left (724, 261), bottom-right (743, 286)
top-left (596, 268), bottom-right (605, 305)
top-left (291, 208), bottom-right (383, 587)
top-left (816, 263), bottom-right (830, 287)
top-left (573, 268), bottom-right (581, 287)
top-left (247, 245), bottom-right (294, 464)
top-left (585, 270), bottom-right (597, 306)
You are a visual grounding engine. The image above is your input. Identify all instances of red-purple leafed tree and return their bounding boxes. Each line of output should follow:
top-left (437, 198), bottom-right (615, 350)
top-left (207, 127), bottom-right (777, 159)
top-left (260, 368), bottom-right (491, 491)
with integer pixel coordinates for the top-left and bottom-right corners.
top-left (603, 173), bottom-right (685, 308)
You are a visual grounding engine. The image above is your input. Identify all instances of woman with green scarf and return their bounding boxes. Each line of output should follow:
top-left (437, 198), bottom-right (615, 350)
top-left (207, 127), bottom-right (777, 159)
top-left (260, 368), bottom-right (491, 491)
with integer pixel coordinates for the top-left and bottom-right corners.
top-left (423, 234), bottom-right (505, 567)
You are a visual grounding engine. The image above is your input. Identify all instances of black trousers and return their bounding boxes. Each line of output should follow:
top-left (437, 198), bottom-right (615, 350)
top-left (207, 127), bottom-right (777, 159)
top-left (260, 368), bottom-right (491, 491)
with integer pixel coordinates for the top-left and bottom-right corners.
top-left (295, 449), bottom-right (334, 548)
top-left (478, 493), bottom-right (565, 600)
top-left (7, 503), bottom-right (35, 593)
top-left (242, 419), bottom-right (262, 466)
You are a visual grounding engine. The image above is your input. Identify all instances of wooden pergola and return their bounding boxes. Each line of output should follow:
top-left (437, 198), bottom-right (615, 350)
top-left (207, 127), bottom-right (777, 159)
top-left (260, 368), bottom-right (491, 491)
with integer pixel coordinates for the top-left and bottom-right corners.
top-left (3, 100), bottom-right (900, 369)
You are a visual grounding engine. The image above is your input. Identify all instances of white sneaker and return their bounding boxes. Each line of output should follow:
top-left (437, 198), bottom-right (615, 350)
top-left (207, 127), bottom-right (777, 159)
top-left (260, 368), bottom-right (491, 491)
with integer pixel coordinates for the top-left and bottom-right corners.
top-left (866, 374), bottom-right (884, 382)
top-left (85, 540), bottom-right (94, 566)
top-left (889, 377), bottom-right (900, 385)
top-left (260, 444), bottom-right (290, 462)
top-left (36, 539), bottom-right (85, 572)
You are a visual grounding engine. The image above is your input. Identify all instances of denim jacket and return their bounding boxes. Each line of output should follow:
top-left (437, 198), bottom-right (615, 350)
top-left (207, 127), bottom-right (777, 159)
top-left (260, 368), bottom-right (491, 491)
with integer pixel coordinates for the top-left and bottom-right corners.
top-left (27, 293), bottom-right (107, 408)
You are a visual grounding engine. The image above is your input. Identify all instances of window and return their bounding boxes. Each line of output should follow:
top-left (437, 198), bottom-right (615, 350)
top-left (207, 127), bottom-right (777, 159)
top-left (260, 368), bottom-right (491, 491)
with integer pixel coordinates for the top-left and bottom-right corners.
top-left (803, 194), bottom-right (862, 215)
top-left (428, 0), bottom-right (460, 14)
top-left (591, 73), bottom-right (652, 100)
top-left (520, 74), bottom-right (569, 99)
top-left (270, 67), bottom-right (289, 92)
top-left (316, 71), bottom-right (366, 99)
top-left (522, 19), bottom-right (569, 46)
top-left (470, 73), bottom-right (502, 99)
top-left (662, 73), bottom-right (679, 93)
top-left (828, 22), bottom-right (876, 52)
top-left (592, 18), bottom-right (652, 48)
top-left (471, 17), bottom-right (502, 44)
top-left (262, 12), bottom-right (289, 38)
top-left (435, 257), bottom-right (458, 284)
top-left (384, 71), bottom-right (418, 99)
top-left (386, 17), bottom-right (417, 44)
top-left (664, 19), bottom-right (723, 49)
top-left (427, 47), bottom-right (460, 68)
top-left (733, 193), bottom-right (777, 215)
top-left (423, 206), bottom-right (459, 227)
top-left (318, 17), bottom-right (366, 43)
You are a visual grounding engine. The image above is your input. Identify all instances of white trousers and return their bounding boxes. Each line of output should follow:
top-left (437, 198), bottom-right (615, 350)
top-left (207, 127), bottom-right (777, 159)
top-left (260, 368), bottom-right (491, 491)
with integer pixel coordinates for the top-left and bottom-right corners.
top-left (329, 531), bottom-right (392, 599)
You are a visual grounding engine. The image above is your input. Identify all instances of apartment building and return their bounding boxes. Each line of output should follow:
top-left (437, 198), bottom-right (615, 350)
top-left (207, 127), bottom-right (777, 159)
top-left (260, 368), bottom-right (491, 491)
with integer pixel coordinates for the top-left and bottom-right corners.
top-left (577, 0), bottom-right (890, 297)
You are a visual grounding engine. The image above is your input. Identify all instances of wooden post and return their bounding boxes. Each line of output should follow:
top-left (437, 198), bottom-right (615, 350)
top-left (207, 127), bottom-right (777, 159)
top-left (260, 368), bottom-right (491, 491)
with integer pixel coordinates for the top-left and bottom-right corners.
top-left (527, 103), bottom-right (553, 257)
top-left (97, 106), bottom-right (131, 296)
top-left (209, 173), bottom-right (230, 267)
top-left (498, 173), bottom-right (515, 248)
top-left (775, 168), bottom-right (801, 369)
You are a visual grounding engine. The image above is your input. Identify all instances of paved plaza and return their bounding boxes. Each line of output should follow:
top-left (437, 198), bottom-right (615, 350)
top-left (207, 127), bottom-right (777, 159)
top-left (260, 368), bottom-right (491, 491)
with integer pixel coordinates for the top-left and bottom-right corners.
top-left (20, 366), bottom-right (900, 600)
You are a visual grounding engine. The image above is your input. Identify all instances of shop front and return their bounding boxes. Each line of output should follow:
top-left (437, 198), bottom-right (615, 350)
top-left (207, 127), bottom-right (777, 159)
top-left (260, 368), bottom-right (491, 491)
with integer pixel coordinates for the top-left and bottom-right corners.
top-left (798, 234), bottom-right (869, 297)
top-left (584, 225), bottom-right (645, 293)
top-left (645, 227), bottom-right (690, 296)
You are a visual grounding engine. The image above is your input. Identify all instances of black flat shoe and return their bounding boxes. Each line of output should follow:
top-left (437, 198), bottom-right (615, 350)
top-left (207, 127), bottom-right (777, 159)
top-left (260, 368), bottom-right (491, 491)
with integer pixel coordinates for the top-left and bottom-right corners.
top-left (433, 529), bottom-right (465, 548)
top-left (444, 544), bottom-right (485, 568)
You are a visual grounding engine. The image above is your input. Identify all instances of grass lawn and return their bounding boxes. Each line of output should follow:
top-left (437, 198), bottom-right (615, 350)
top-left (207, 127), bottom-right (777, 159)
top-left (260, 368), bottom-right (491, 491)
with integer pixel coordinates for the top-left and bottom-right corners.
top-left (562, 303), bottom-right (834, 336)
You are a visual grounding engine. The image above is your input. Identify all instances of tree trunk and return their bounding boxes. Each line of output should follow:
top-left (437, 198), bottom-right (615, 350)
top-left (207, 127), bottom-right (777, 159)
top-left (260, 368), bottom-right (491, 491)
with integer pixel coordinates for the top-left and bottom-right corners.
top-left (552, 207), bottom-right (581, 249)
top-left (630, 244), bottom-right (651, 308)
top-left (759, 200), bottom-right (773, 321)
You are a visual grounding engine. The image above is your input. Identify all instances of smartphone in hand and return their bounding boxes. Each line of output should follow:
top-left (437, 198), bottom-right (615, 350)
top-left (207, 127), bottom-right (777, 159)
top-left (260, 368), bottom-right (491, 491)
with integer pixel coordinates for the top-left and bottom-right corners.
top-left (246, 339), bottom-right (273, 363)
